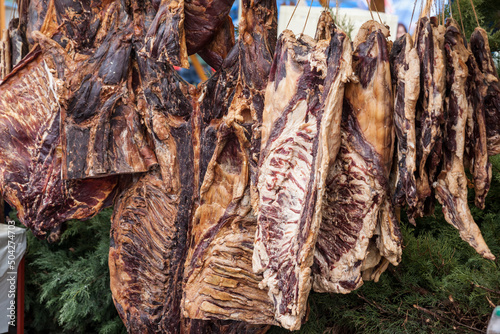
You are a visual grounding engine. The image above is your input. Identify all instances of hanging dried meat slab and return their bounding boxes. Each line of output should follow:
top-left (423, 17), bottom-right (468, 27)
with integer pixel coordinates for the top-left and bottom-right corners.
top-left (254, 13), bottom-right (351, 328)
top-left (0, 43), bottom-right (118, 239)
top-left (313, 21), bottom-right (400, 294)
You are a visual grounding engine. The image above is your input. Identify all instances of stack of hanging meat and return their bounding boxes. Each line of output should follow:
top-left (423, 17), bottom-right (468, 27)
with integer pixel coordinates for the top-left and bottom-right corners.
top-left (0, 0), bottom-right (499, 331)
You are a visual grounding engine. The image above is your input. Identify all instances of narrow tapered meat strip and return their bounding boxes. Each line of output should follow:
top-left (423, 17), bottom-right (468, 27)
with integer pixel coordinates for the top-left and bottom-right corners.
top-left (390, 33), bottom-right (420, 208)
top-left (470, 27), bottom-right (500, 156)
top-left (255, 14), bottom-right (352, 328)
top-left (411, 16), bottom-right (446, 220)
top-left (434, 19), bottom-right (495, 261)
top-left (465, 47), bottom-right (491, 209)
top-left (313, 20), bottom-right (398, 294)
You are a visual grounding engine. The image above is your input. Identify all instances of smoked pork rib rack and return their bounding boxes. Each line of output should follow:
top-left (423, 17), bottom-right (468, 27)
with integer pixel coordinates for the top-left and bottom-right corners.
top-left (434, 19), bottom-right (495, 260)
top-left (254, 12), bottom-right (352, 329)
top-left (313, 21), bottom-right (400, 294)
top-left (0, 44), bottom-right (118, 239)
top-left (182, 0), bottom-right (277, 325)
top-left (470, 27), bottom-right (500, 156)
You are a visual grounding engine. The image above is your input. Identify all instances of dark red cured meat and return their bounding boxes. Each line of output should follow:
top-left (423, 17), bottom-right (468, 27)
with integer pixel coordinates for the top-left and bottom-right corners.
top-left (434, 19), bottom-right (494, 261)
top-left (470, 27), bottom-right (500, 156)
top-left (0, 45), bottom-right (118, 240)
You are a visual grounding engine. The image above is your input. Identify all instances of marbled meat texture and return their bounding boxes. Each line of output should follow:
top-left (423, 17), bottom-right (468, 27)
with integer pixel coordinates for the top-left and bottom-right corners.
top-left (0, 45), bottom-right (118, 239)
top-left (465, 44), bottom-right (491, 209)
top-left (390, 33), bottom-right (420, 208)
top-left (412, 16), bottom-right (446, 219)
top-left (313, 21), bottom-right (400, 294)
top-left (182, 0), bottom-right (277, 325)
top-left (61, 8), bottom-right (157, 180)
top-left (470, 27), bottom-right (500, 156)
top-left (434, 20), bottom-right (495, 261)
top-left (254, 17), bottom-right (351, 329)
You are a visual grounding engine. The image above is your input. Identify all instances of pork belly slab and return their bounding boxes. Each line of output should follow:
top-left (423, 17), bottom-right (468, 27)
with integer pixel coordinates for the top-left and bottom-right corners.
top-left (313, 20), bottom-right (401, 294)
top-left (254, 13), bottom-right (352, 329)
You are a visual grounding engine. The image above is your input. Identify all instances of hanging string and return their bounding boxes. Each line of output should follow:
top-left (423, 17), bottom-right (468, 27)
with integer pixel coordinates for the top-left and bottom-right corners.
top-left (409, 0), bottom-right (419, 33)
top-left (286, 0), bottom-right (301, 30)
top-left (442, 0), bottom-right (446, 26)
top-left (370, 0), bottom-right (384, 25)
top-left (301, 0), bottom-right (314, 36)
top-left (456, 0), bottom-right (466, 37)
top-left (468, 0), bottom-right (480, 28)
top-left (365, 0), bottom-right (375, 21)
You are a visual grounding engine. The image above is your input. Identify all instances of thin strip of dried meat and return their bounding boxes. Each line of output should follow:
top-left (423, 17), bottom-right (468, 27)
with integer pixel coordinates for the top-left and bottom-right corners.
top-left (390, 33), bottom-right (420, 208)
top-left (8, 19), bottom-right (29, 67)
top-left (313, 21), bottom-right (398, 294)
top-left (143, 0), bottom-right (189, 68)
top-left (197, 16), bottom-right (235, 70)
top-left (470, 27), bottom-right (500, 156)
top-left (60, 8), bottom-right (157, 180)
top-left (434, 20), bottom-right (494, 260)
top-left (465, 46), bottom-right (491, 209)
top-left (182, 0), bottom-right (277, 325)
top-left (411, 16), bottom-right (446, 220)
top-left (254, 15), bottom-right (351, 328)
top-left (0, 43), bottom-right (118, 239)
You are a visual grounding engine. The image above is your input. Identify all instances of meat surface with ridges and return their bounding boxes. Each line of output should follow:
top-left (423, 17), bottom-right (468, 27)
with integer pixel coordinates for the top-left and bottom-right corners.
top-left (470, 27), bottom-right (500, 156)
top-left (0, 44), bottom-right (118, 239)
top-left (313, 20), bottom-right (400, 294)
top-left (254, 13), bottom-right (351, 328)
top-left (434, 19), bottom-right (494, 261)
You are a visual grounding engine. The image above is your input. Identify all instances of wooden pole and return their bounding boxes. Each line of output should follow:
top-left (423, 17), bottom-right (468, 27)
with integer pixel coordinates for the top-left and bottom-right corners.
top-left (17, 256), bottom-right (25, 334)
top-left (0, 0), bottom-right (5, 33)
top-left (369, 0), bottom-right (385, 12)
top-left (190, 55), bottom-right (208, 81)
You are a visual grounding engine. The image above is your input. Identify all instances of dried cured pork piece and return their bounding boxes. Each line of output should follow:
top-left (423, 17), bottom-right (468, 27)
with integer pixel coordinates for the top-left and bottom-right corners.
top-left (313, 21), bottom-right (399, 294)
top-left (411, 16), bottom-right (446, 219)
top-left (470, 27), bottom-right (500, 156)
top-left (182, 0), bottom-right (277, 325)
top-left (390, 33), bottom-right (420, 208)
top-left (434, 20), bottom-right (495, 260)
top-left (254, 16), bottom-right (352, 328)
top-left (0, 43), bottom-right (118, 239)
top-left (465, 46), bottom-right (491, 209)
top-left (61, 11), bottom-right (157, 180)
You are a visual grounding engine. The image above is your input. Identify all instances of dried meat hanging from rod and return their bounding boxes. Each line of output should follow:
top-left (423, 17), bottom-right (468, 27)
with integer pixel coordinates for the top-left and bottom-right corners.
top-left (313, 20), bottom-right (400, 294)
top-left (254, 11), bottom-right (352, 329)
top-left (0, 39), bottom-right (118, 240)
top-left (465, 38), bottom-right (491, 210)
top-left (182, 0), bottom-right (277, 325)
top-left (434, 19), bottom-right (495, 260)
top-left (411, 16), bottom-right (446, 220)
top-left (390, 33), bottom-right (420, 208)
top-left (470, 27), bottom-right (500, 156)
